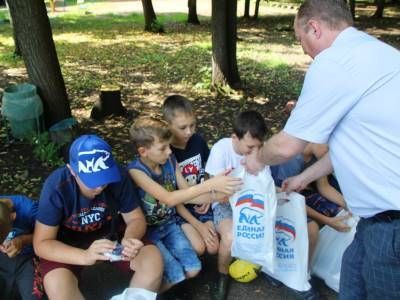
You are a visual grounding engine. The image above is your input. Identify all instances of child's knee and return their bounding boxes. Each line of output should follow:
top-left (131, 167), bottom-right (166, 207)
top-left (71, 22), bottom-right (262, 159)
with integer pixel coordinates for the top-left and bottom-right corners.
top-left (185, 268), bottom-right (201, 279)
top-left (132, 245), bottom-right (163, 275)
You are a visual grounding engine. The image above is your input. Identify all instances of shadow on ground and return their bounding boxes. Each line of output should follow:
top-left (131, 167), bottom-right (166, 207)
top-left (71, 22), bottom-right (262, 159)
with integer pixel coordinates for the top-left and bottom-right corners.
top-left (81, 255), bottom-right (337, 300)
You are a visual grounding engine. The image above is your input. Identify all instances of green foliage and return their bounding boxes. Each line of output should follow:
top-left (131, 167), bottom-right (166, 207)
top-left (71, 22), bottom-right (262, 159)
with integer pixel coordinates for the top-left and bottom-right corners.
top-left (150, 20), bottom-right (165, 33)
top-left (30, 133), bottom-right (64, 167)
top-left (194, 66), bottom-right (212, 90)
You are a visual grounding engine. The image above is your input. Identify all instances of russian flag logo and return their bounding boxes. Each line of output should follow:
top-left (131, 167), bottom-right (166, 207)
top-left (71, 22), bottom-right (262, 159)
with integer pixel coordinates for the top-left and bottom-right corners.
top-left (235, 192), bottom-right (264, 210)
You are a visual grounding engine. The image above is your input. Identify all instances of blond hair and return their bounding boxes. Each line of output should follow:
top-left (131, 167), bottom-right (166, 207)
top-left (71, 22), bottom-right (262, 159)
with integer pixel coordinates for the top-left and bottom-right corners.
top-left (129, 116), bottom-right (172, 150)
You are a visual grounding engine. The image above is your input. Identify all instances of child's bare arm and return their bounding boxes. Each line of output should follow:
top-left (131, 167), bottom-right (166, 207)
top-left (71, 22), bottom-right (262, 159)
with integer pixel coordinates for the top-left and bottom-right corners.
top-left (129, 168), bottom-right (224, 207)
top-left (315, 176), bottom-right (347, 208)
top-left (306, 206), bottom-right (350, 232)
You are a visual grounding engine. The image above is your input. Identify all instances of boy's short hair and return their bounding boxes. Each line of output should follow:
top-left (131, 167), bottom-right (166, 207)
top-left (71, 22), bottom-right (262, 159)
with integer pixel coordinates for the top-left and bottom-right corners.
top-left (233, 110), bottom-right (267, 141)
top-left (162, 95), bottom-right (193, 123)
top-left (0, 200), bottom-right (12, 243)
top-left (129, 116), bottom-right (172, 150)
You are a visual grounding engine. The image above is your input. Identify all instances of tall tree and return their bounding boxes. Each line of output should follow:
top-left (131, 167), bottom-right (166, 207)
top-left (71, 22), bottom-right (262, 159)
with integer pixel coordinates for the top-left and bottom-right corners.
top-left (244, 0), bottom-right (250, 18)
top-left (187, 0), bottom-right (200, 24)
top-left (5, 0), bottom-right (21, 56)
top-left (373, 0), bottom-right (386, 17)
top-left (141, 0), bottom-right (163, 32)
top-left (254, 0), bottom-right (261, 19)
top-left (211, 0), bottom-right (241, 89)
top-left (7, 0), bottom-right (71, 128)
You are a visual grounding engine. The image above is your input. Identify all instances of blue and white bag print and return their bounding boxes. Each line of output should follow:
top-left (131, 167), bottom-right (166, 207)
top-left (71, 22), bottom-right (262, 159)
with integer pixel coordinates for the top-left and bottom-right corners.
top-left (263, 192), bottom-right (311, 291)
top-left (229, 166), bottom-right (277, 273)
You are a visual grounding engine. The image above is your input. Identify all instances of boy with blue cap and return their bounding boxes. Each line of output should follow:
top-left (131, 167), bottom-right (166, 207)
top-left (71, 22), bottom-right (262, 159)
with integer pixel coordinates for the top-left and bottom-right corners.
top-left (33, 134), bottom-right (163, 300)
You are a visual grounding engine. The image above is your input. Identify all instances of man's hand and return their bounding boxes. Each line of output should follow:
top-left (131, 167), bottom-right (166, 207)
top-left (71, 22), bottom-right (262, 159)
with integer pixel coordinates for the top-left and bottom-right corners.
top-left (242, 149), bottom-right (265, 175)
top-left (281, 174), bottom-right (308, 193)
top-left (121, 238), bottom-right (144, 261)
top-left (2, 237), bottom-right (23, 258)
top-left (84, 239), bottom-right (115, 265)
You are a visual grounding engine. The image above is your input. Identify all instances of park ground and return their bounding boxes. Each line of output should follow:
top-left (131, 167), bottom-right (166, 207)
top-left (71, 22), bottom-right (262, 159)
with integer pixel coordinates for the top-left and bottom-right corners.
top-left (0, 1), bottom-right (400, 299)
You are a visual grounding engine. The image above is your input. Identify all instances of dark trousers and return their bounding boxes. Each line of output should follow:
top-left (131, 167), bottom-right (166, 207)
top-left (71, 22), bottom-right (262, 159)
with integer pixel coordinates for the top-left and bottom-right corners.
top-left (0, 253), bottom-right (37, 300)
top-left (339, 217), bottom-right (400, 299)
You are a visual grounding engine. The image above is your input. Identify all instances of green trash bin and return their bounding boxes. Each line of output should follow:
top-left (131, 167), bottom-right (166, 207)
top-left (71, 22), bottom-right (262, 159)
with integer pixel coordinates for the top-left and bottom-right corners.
top-left (1, 83), bottom-right (44, 139)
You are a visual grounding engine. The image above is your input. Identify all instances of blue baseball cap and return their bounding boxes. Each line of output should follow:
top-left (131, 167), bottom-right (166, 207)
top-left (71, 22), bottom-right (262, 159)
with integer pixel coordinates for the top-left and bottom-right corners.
top-left (69, 135), bottom-right (121, 189)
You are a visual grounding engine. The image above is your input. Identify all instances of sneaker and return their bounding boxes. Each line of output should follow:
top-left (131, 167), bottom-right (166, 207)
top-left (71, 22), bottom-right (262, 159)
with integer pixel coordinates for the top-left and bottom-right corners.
top-left (261, 273), bottom-right (283, 288)
top-left (291, 287), bottom-right (321, 300)
top-left (210, 273), bottom-right (230, 300)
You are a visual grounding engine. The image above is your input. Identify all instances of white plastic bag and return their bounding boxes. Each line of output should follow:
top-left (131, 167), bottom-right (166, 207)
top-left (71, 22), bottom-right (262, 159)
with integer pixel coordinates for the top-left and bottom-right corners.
top-left (110, 288), bottom-right (157, 300)
top-left (230, 166), bottom-right (277, 272)
top-left (311, 210), bottom-right (359, 292)
top-left (263, 192), bottom-right (311, 291)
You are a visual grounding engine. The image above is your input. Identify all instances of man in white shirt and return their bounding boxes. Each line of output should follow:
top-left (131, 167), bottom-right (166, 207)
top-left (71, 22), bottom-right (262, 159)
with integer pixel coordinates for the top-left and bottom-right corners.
top-left (245, 0), bottom-right (400, 299)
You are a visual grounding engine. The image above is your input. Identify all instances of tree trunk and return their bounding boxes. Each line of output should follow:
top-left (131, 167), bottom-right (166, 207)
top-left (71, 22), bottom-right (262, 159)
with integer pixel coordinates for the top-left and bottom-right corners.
top-left (7, 0), bottom-right (71, 128)
top-left (373, 0), bottom-right (385, 17)
top-left (187, 0), bottom-right (200, 24)
top-left (5, 1), bottom-right (21, 56)
top-left (244, 0), bottom-right (250, 18)
top-left (141, 0), bottom-right (163, 32)
top-left (211, 0), bottom-right (241, 90)
top-left (254, 0), bottom-right (261, 19)
top-left (349, 0), bottom-right (355, 18)
top-left (49, 0), bottom-right (56, 12)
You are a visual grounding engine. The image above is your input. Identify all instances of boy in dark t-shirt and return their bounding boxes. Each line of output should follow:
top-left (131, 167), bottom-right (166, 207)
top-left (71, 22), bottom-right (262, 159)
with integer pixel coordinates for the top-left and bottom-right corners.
top-left (163, 95), bottom-right (218, 256)
top-left (34, 134), bottom-right (163, 299)
top-left (0, 195), bottom-right (38, 300)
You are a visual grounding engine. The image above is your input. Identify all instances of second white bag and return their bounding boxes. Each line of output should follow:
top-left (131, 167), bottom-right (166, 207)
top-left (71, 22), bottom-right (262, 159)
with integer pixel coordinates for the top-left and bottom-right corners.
top-left (311, 210), bottom-right (359, 292)
top-left (263, 192), bottom-right (311, 291)
top-left (230, 166), bottom-right (277, 273)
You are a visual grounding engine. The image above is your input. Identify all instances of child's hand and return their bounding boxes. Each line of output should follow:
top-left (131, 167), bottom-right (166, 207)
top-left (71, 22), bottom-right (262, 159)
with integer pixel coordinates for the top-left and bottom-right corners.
top-left (197, 222), bottom-right (218, 248)
top-left (3, 237), bottom-right (23, 258)
top-left (121, 238), bottom-right (144, 261)
top-left (84, 239), bottom-right (115, 265)
top-left (210, 172), bottom-right (242, 195)
top-left (194, 203), bottom-right (210, 214)
top-left (328, 214), bottom-right (351, 232)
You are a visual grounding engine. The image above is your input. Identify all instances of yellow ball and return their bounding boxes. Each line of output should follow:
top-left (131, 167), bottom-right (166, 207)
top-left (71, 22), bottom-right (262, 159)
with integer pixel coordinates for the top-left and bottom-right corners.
top-left (229, 259), bottom-right (261, 283)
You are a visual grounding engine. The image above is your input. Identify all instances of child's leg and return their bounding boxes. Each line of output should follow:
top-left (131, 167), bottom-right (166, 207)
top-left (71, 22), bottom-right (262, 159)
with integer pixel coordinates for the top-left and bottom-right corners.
top-left (204, 220), bottom-right (219, 255)
top-left (127, 244), bottom-right (163, 292)
top-left (163, 223), bottom-right (201, 279)
top-left (0, 253), bottom-right (17, 300)
top-left (307, 220), bottom-right (319, 267)
top-left (40, 259), bottom-right (84, 300)
top-left (214, 203), bottom-right (233, 274)
top-left (155, 240), bottom-right (186, 292)
top-left (181, 223), bottom-right (206, 256)
top-left (15, 254), bottom-right (36, 300)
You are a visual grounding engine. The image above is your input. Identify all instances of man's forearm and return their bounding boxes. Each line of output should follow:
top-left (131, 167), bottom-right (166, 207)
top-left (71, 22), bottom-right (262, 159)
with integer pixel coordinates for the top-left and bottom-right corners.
top-left (258, 131), bottom-right (307, 166)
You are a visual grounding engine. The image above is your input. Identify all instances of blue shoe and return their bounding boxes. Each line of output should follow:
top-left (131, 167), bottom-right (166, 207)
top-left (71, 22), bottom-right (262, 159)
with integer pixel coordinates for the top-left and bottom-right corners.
top-left (291, 287), bottom-right (321, 300)
top-left (261, 273), bottom-right (283, 288)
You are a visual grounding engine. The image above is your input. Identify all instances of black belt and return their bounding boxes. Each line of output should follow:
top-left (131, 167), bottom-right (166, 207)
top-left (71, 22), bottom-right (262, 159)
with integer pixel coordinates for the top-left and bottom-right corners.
top-left (371, 210), bottom-right (400, 222)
